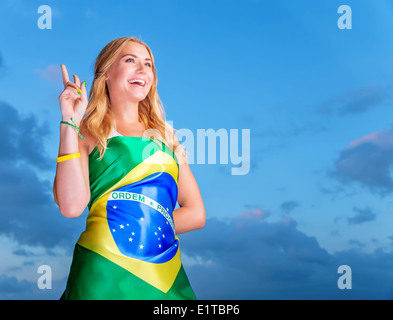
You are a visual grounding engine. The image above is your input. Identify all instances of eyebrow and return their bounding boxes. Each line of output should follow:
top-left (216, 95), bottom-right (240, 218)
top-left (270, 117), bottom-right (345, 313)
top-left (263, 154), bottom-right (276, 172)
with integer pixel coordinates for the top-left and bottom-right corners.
top-left (121, 53), bottom-right (152, 61)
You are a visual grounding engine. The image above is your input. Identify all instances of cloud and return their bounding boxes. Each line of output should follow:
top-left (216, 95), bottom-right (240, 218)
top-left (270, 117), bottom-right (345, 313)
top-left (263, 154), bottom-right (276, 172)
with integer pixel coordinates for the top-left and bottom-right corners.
top-left (180, 213), bottom-right (335, 299)
top-left (0, 101), bottom-right (52, 170)
top-left (348, 239), bottom-right (366, 248)
top-left (347, 207), bottom-right (377, 225)
top-left (0, 274), bottom-right (35, 299)
top-left (331, 129), bottom-right (393, 195)
top-left (0, 101), bottom-right (87, 299)
top-left (239, 208), bottom-right (270, 220)
top-left (179, 212), bottom-right (393, 299)
top-left (0, 274), bottom-right (66, 300)
top-left (0, 101), bottom-right (86, 250)
top-left (316, 85), bottom-right (391, 115)
top-left (0, 162), bottom-right (86, 250)
top-left (0, 51), bottom-right (6, 78)
top-left (33, 65), bottom-right (62, 83)
top-left (280, 200), bottom-right (300, 214)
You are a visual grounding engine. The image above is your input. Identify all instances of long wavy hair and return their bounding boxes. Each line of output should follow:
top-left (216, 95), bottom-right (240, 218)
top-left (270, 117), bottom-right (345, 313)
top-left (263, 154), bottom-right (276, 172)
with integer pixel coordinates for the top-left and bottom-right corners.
top-left (80, 36), bottom-right (187, 164)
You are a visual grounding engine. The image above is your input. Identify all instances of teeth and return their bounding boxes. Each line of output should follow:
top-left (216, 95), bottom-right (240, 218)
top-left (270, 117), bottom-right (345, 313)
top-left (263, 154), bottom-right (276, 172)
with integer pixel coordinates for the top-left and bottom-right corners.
top-left (129, 79), bottom-right (145, 86)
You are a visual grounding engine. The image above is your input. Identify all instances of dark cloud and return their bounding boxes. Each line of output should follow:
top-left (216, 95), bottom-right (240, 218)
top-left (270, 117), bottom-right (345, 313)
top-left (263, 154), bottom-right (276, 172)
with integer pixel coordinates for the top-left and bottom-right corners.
top-left (12, 249), bottom-right (38, 257)
top-left (179, 212), bottom-right (393, 299)
top-left (0, 51), bottom-right (7, 78)
top-left (280, 200), bottom-right (300, 214)
top-left (0, 275), bottom-right (35, 298)
top-left (347, 207), bottom-right (377, 225)
top-left (3, 97), bottom-right (393, 299)
top-left (0, 101), bottom-right (52, 170)
top-left (331, 129), bottom-right (393, 195)
top-left (316, 86), bottom-right (391, 116)
top-left (180, 213), bottom-right (335, 299)
top-left (0, 101), bottom-right (83, 300)
top-left (348, 239), bottom-right (366, 248)
top-left (0, 101), bottom-right (86, 250)
top-left (0, 162), bottom-right (86, 250)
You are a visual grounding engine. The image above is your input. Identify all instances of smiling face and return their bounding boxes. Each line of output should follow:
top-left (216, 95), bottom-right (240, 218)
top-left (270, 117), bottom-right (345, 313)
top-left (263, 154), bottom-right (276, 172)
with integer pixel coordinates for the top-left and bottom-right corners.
top-left (105, 41), bottom-right (154, 103)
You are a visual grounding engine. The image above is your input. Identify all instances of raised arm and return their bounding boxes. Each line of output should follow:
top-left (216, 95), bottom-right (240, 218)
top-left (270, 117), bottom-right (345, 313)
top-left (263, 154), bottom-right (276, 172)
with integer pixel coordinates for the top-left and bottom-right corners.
top-left (53, 64), bottom-right (90, 218)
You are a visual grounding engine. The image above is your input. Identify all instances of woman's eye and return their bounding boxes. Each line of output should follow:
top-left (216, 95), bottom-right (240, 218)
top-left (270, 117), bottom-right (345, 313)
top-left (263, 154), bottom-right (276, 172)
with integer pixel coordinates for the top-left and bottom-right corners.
top-left (126, 58), bottom-right (151, 68)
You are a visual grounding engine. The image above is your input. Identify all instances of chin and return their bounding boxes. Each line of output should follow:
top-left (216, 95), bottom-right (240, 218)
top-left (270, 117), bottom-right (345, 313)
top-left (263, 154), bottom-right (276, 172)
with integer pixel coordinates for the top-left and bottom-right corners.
top-left (129, 94), bottom-right (148, 103)
top-left (126, 87), bottom-right (151, 103)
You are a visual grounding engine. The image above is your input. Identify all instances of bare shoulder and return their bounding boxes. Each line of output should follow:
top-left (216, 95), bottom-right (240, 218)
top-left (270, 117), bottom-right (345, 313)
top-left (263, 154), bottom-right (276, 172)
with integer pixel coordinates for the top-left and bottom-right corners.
top-left (172, 131), bottom-right (181, 148)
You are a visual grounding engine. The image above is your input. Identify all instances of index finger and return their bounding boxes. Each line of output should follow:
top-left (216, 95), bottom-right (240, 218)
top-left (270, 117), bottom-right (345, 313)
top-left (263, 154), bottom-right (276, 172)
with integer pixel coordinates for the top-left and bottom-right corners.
top-left (61, 64), bottom-right (70, 87)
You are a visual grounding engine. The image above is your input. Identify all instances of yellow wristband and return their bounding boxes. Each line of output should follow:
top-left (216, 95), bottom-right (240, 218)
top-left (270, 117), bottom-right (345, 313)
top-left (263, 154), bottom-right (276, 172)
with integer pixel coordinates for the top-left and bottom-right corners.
top-left (56, 153), bottom-right (81, 163)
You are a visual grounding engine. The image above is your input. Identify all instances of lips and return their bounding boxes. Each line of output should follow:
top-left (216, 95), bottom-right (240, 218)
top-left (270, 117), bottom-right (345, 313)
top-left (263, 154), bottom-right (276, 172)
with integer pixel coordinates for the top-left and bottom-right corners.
top-left (128, 78), bottom-right (146, 87)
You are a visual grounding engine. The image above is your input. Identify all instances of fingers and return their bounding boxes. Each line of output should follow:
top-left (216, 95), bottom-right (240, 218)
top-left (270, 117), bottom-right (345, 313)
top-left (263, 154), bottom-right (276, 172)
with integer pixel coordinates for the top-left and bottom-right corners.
top-left (61, 64), bottom-right (83, 94)
top-left (73, 74), bottom-right (81, 87)
top-left (61, 64), bottom-right (69, 87)
top-left (79, 81), bottom-right (87, 102)
top-left (65, 81), bottom-right (82, 94)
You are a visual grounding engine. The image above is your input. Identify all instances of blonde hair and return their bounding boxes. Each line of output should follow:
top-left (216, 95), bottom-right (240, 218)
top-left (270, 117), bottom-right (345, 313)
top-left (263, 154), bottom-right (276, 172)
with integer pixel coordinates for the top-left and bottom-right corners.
top-left (80, 36), bottom-right (187, 164)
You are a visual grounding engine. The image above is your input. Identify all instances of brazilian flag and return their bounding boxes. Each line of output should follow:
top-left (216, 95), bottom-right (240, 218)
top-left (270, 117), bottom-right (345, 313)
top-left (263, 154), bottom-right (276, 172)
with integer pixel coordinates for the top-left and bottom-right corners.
top-left (61, 136), bottom-right (196, 300)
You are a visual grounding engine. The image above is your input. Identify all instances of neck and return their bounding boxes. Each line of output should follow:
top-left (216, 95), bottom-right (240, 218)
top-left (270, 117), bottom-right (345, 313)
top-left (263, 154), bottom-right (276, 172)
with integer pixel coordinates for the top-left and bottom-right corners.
top-left (110, 99), bottom-right (140, 124)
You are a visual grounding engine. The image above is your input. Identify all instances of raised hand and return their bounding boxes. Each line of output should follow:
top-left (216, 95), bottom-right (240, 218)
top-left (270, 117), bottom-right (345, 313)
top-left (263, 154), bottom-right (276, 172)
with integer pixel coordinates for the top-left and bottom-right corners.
top-left (59, 64), bottom-right (88, 126)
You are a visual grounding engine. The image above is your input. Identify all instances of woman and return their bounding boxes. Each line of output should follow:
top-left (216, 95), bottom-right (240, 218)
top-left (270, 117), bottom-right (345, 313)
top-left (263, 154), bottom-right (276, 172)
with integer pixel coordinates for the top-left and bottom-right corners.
top-left (53, 36), bottom-right (206, 299)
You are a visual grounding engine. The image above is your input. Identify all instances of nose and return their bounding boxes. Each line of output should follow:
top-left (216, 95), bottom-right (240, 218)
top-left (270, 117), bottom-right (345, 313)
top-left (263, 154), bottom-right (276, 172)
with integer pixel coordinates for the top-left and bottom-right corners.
top-left (136, 61), bottom-right (147, 74)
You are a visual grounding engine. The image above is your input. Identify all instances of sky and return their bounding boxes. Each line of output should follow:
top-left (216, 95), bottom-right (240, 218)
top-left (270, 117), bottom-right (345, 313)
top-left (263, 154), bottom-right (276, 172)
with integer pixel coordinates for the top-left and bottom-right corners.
top-left (1, 0), bottom-right (393, 299)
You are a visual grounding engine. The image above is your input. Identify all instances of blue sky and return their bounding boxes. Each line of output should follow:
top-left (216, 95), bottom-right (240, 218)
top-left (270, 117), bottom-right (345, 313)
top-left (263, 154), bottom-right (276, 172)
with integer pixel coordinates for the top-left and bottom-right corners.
top-left (1, 0), bottom-right (393, 299)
